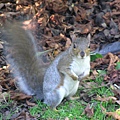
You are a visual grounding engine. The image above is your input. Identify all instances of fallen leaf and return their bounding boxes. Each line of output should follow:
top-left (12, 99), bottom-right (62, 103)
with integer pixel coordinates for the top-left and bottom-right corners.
top-left (111, 84), bottom-right (120, 99)
top-left (14, 111), bottom-right (35, 120)
top-left (101, 105), bottom-right (120, 119)
top-left (106, 112), bottom-right (120, 120)
top-left (38, 12), bottom-right (49, 27)
top-left (0, 92), bottom-right (9, 102)
top-left (82, 82), bottom-right (97, 89)
top-left (74, 21), bottom-right (92, 34)
top-left (100, 105), bottom-right (106, 113)
top-left (104, 69), bottom-right (120, 83)
top-left (107, 53), bottom-right (118, 71)
top-left (95, 95), bottom-right (117, 102)
top-left (46, 0), bottom-right (68, 13)
top-left (116, 100), bottom-right (120, 105)
top-left (10, 91), bottom-right (32, 100)
top-left (84, 103), bottom-right (94, 117)
top-left (26, 100), bottom-right (36, 106)
top-left (0, 3), bottom-right (4, 9)
top-left (74, 6), bottom-right (87, 21)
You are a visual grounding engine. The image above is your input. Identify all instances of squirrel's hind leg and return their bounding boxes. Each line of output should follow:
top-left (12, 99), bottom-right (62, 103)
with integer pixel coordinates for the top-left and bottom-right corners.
top-left (43, 87), bottom-right (66, 109)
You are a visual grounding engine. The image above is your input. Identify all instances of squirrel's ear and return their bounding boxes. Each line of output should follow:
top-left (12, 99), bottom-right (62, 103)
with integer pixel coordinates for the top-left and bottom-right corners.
top-left (70, 32), bottom-right (76, 41)
top-left (87, 33), bottom-right (91, 46)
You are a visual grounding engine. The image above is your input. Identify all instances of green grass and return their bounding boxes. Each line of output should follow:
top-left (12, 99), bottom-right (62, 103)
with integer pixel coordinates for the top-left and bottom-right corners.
top-left (30, 98), bottom-right (116, 120)
top-left (0, 99), bottom-right (15, 120)
top-left (0, 95), bottom-right (25, 120)
top-left (30, 100), bottom-right (88, 120)
top-left (0, 72), bottom-right (117, 120)
top-left (29, 74), bottom-right (117, 120)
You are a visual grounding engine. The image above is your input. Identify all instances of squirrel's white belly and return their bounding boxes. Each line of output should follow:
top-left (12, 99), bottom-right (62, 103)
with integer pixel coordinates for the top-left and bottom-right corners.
top-left (62, 56), bottom-right (90, 97)
top-left (63, 75), bottom-right (79, 97)
top-left (59, 56), bottom-right (90, 98)
top-left (71, 56), bottom-right (90, 76)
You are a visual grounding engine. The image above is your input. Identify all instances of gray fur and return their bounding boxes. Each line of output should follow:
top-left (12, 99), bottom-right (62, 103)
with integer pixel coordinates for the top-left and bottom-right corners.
top-left (1, 21), bottom-right (90, 109)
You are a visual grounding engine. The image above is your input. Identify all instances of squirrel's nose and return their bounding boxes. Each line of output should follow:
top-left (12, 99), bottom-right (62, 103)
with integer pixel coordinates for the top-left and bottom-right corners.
top-left (80, 51), bottom-right (85, 58)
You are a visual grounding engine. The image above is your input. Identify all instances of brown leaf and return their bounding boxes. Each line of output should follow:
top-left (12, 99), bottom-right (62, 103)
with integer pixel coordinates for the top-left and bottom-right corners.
top-left (92, 70), bottom-right (98, 76)
top-left (0, 92), bottom-right (9, 102)
top-left (116, 100), bottom-right (120, 105)
top-left (112, 86), bottom-right (120, 98)
top-left (95, 95), bottom-right (117, 102)
top-left (74, 6), bottom-right (87, 21)
top-left (100, 105), bottom-right (120, 120)
top-left (104, 69), bottom-right (120, 83)
top-left (10, 91), bottom-right (32, 100)
top-left (46, 0), bottom-right (68, 13)
top-left (111, 84), bottom-right (120, 100)
top-left (16, 0), bottom-right (29, 5)
top-left (0, 3), bottom-right (4, 9)
top-left (15, 111), bottom-right (35, 120)
top-left (26, 100), bottom-right (36, 106)
top-left (107, 53), bottom-right (119, 71)
top-left (82, 82), bottom-right (97, 89)
top-left (90, 58), bottom-right (109, 69)
top-left (106, 112), bottom-right (120, 120)
top-left (84, 103), bottom-right (94, 117)
top-left (100, 105), bottom-right (106, 113)
top-left (53, 49), bottom-right (60, 56)
top-left (38, 12), bottom-right (49, 27)
top-left (50, 14), bottom-right (65, 25)
top-left (74, 21), bottom-right (92, 34)
top-left (91, 52), bottom-right (119, 70)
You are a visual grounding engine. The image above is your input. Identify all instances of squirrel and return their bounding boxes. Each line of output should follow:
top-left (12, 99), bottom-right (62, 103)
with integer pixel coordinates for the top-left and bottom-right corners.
top-left (2, 21), bottom-right (90, 109)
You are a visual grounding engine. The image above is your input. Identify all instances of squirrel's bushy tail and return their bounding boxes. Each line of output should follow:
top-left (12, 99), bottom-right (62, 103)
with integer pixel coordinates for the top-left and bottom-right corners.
top-left (1, 21), bottom-right (45, 100)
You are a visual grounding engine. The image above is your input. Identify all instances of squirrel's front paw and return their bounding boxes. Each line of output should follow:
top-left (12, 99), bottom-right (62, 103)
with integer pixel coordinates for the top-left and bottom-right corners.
top-left (70, 74), bottom-right (78, 80)
top-left (78, 72), bottom-right (84, 81)
top-left (66, 69), bottom-right (78, 80)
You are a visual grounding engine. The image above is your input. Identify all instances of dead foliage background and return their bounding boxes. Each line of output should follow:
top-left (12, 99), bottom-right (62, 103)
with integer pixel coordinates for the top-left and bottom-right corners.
top-left (0, 0), bottom-right (120, 119)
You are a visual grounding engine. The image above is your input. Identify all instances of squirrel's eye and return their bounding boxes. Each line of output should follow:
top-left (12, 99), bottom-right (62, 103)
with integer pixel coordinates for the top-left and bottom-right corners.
top-left (73, 43), bottom-right (76, 48)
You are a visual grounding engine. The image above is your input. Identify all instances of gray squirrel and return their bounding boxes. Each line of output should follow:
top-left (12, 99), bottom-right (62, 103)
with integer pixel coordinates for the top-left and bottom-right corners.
top-left (2, 21), bottom-right (90, 109)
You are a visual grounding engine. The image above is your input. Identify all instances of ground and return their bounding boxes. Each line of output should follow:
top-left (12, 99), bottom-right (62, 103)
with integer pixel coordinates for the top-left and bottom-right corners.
top-left (0, 0), bottom-right (120, 119)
